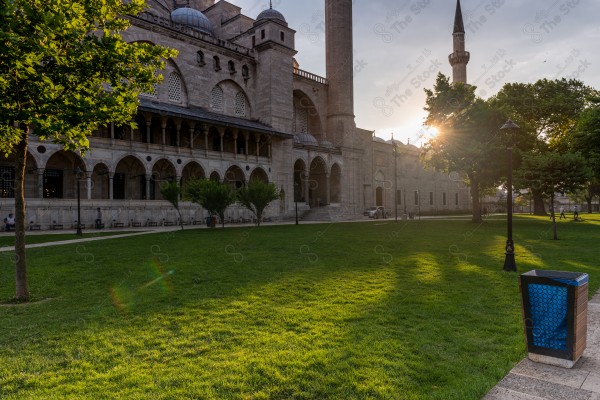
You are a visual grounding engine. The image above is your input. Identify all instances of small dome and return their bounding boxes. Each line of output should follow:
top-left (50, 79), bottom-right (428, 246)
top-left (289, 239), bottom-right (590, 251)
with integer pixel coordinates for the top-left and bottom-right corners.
top-left (294, 132), bottom-right (319, 146)
top-left (256, 7), bottom-right (287, 24)
top-left (171, 7), bottom-right (214, 36)
top-left (320, 140), bottom-right (334, 148)
top-left (373, 136), bottom-right (387, 143)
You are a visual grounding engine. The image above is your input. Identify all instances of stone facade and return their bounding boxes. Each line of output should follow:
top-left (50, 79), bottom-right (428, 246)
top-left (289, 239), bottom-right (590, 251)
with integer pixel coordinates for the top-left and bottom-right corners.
top-left (0, 0), bottom-right (471, 228)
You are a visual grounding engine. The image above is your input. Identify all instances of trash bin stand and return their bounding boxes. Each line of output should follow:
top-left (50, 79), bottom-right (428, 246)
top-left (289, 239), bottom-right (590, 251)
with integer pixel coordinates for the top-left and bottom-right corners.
top-left (519, 270), bottom-right (588, 369)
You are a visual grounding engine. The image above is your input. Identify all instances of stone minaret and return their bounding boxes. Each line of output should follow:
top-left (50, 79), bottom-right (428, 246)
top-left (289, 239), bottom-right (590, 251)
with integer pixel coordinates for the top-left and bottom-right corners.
top-left (448, 0), bottom-right (470, 84)
top-left (325, 0), bottom-right (356, 147)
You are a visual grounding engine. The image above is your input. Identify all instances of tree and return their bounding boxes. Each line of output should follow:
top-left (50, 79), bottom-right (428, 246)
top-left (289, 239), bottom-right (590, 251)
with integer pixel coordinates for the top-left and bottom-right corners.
top-left (571, 100), bottom-right (600, 212)
top-left (0, 0), bottom-right (176, 301)
top-left (237, 179), bottom-right (280, 227)
top-left (160, 180), bottom-right (183, 230)
top-left (491, 79), bottom-right (597, 215)
top-left (422, 73), bottom-right (507, 222)
top-left (184, 179), bottom-right (236, 229)
top-left (516, 152), bottom-right (591, 240)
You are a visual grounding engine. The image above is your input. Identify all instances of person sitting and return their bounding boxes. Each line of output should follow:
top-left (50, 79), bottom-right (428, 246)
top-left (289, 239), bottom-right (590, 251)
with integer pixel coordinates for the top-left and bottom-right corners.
top-left (4, 213), bottom-right (15, 232)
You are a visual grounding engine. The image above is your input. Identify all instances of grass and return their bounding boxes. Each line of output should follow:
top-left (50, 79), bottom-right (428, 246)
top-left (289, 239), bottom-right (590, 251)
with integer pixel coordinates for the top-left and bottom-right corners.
top-left (0, 231), bottom-right (138, 247)
top-left (0, 215), bottom-right (599, 399)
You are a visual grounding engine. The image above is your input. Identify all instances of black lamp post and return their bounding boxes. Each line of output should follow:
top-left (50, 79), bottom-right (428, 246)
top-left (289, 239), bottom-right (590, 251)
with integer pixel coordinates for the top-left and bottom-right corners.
top-left (294, 181), bottom-right (299, 225)
top-left (75, 167), bottom-right (83, 236)
top-left (392, 134), bottom-right (398, 222)
top-left (500, 119), bottom-right (520, 272)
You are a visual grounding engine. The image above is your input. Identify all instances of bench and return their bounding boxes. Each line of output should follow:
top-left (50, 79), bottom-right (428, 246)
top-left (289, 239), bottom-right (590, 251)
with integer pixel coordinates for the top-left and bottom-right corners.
top-left (147, 221), bottom-right (158, 227)
top-left (71, 223), bottom-right (86, 230)
top-left (131, 222), bottom-right (142, 228)
top-left (112, 222), bottom-right (124, 228)
top-left (192, 220), bottom-right (203, 225)
top-left (163, 221), bottom-right (174, 226)
top-left (29, 224), bottom-right (41, 231)
top-left (95, 223), bottom-right (105, 229)
top-left (50, 224), bottom-right (63, 230)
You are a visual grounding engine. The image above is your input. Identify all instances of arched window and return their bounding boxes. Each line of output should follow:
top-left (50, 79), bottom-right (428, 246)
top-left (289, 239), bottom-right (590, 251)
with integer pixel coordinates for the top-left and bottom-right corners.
top-left (228, 60), bottom-right (236, 74)
top-left (168, 73), bottom-right (182, 103)
top-left (213, 56), bottom-right (221, 71)
top-left (242, 65), bottom-right (250, 80)
top-left (196, 51), bottom-right (205, 66)
top-left (293, 106), bottom-right (308, 133)
top-left (211, 86), bottom-right (224, 112)
top-left (235, 92), bottom-right (246, 117)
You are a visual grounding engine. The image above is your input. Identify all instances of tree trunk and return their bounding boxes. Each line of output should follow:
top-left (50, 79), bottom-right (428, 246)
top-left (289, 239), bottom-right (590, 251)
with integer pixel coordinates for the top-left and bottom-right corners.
top-left (585, 195), bottom-right (593, 214)
top-left (550, 194), bottom-right (558, 240)
top-left (470, 178), bottom-right (481, 223)
top-left (532, 188), bottom-right (546, 215)
top-left (14, 132), bottom-right (29, 301)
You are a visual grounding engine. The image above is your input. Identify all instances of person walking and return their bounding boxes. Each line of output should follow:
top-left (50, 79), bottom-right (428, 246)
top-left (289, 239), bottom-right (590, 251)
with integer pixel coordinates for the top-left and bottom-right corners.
top-left (574, 206), bottom-right (579, 221)
top-left (560, 207), bottom-right (566, 219)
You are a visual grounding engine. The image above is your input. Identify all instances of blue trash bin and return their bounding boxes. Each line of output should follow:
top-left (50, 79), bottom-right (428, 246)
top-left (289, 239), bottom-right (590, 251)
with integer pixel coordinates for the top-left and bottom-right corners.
top-left (519, 270), bottom-right (588, 367)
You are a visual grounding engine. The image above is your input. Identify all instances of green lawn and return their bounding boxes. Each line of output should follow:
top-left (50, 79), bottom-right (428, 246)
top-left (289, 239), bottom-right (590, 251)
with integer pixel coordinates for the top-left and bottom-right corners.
top-left (1, 216), bottom-right (599, 399)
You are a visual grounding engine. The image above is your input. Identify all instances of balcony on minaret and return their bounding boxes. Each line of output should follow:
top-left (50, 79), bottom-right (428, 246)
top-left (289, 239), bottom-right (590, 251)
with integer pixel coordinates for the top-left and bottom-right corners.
top-left (449, 51), bottom-right (470, 66)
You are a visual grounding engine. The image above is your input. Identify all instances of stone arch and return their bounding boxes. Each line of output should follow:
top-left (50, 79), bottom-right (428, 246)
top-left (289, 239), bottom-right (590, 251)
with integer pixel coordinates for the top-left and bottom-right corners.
top-left (91, 162), bottom-right (110, 200)
top-left (330, 163), bottom-right (342, 203)
top-left (249, 167), bottom-right (269, 183)
top-left (151, 158), bottom-right (177, 200)
top-left (293, 89), bottom-right (324, 142)
top-left (181, 161), bottom-right (206, 188)
top-left (114, 155), bottom-right (146, 200)
top-left (224, 165), bottom-right (245, 189)
top-left (309, 156), bottom-right (328, 207)
top-left (43, 150), bottom-right (86, 199)
top-left (0, 151), bottom-right (39, 198)
top-left (209, 171), bottom-right (221, 182)
top-left (164, 59), bottom-right (188, 105)
top-left (215, 79), bottom-right (252, 117)
top-left (210, 85), bottom-right (224, 112)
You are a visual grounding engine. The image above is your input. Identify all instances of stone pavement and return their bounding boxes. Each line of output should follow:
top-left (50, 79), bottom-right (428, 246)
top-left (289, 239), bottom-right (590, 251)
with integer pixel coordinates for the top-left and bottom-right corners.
top-left (484, 290), bottom-right (600, 400)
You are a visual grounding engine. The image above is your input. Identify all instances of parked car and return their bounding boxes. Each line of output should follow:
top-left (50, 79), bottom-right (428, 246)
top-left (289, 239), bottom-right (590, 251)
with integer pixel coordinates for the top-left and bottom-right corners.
top-left (364, 206), bottom-right (387, 219)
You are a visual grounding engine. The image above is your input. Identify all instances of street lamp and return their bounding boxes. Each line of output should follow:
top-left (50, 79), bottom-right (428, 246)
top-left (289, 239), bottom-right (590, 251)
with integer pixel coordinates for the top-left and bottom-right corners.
top-left (392, 133), bottom-right (398, 222)
top-left (500, 119), bottom-right (520, 272)
top-left (294, 180), bottom-right (299, 225)
top-left (75, 167), bottom-right (83, 236)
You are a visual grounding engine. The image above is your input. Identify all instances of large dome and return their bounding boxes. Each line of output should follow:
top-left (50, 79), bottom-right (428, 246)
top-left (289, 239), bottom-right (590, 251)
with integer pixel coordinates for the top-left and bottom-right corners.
top-left (171, 7), bottom-right (215, 36)
top-left (256, 7), bottom-right (287, 24)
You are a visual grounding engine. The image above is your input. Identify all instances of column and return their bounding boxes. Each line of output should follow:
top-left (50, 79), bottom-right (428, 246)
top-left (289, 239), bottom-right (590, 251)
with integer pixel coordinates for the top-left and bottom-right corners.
top-left (37, 169), bottom-right (44, 198)
top-left (204, 126), bottom-right (209, 157)
top-left (255, 134), bottom-right (260, 162)
top-left (233, 130), bottom-right (239, 160)
top-left (189, 126), bottom-right (194, 149)
top-left (161, 118), bottom-right (167, 147)
top-left (145, 174), bottom-right (152, 201)
top-left (86, 172), bottom-right (92, 200)
top-left (109, 172), bottom-right (114, 200)
top-left (326, 172), bottom-right (331, 205)
top-left (304, 170), bottom-right (309, 206)
top-left (110, 122), bottom-right (115, 139)
top-left (175, 120), bottom-right (181, 148)
top-left (219, 128), bottom-right (224, 159)
top-left (145, 119), bottom-right (152, 144)
top-left (244, 133), bottom-right (250, 161)
top-left (268, 136), bottom-right (272, 160)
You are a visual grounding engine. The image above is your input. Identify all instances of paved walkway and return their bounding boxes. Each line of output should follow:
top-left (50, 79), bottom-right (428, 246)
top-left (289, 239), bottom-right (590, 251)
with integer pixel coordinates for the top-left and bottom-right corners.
top-left (484, 290), bottom-right (600, 400)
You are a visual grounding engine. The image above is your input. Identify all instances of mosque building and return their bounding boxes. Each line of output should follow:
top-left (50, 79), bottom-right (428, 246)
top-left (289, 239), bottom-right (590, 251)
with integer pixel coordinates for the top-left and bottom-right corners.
top-left (0, 0), bottom-right (470, 228)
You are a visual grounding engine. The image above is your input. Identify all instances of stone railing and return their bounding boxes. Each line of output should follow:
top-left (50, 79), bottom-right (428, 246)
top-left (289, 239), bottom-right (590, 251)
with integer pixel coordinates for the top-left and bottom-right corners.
top-left (293, 68), bottom-right (328, 85)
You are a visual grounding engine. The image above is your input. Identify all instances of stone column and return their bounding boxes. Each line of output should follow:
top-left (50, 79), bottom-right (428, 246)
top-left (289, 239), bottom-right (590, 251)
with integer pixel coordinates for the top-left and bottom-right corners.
top-left (189, 126), bottom-right (194, 149)
top-left (110, 122), bottom-right (115, 139)
top-left (175, 120), bottom-right (181, 149)
top-left (145, 119), bottom-right (152, 144)
top-left (268, 136), bottom-right (272, 160)
top-left (86, 172), bottom-right (92, 200)
top-left (233, 130), bottom-right (239, 160)
top-left (36, 169), bottom-right (44, 198)
top-left (255, 134), bottom-right (261, 162)
top-left (204, 126), bottom-right (209, 157)
top-left (109, 172), bottom-right (114, 200)
top-left (161, 118), bottom-right (167, 147)
top-left (326, 172), bottom-right (331, 205)
top-left (304, 170), bottom-right (309, 205)
top-left (244, 133), bottom-right (250, 161)
top-left (219, 128), bottom-right (224, 159)
top-left (145, 174), bottom-right (152, 201)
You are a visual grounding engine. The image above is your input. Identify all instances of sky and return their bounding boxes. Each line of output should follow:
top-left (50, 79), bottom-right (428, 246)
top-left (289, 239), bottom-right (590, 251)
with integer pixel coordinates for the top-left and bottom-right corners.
top-left (231, 0), bottom-right (600, 145)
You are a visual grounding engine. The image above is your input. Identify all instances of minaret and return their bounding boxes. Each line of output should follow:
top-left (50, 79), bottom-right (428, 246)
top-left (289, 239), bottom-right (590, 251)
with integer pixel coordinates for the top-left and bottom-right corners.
top-left (448, 0), bottom-right (470, 84)
top-left (325, 0), bottom-right (356, 147)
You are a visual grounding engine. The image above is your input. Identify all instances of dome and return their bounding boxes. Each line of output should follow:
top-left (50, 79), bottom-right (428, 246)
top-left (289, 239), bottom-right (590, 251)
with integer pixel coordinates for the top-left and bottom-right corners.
top-left (256, 7), bottom-right (287, 24)
top-left (171, 7), bottom-right (215, 36)
top-left (320, 140), bottom-right (334, 148)
top-left (294, 133), bottom-right (319, 146)
top-left (373, 136), bottom-right (387, 143)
